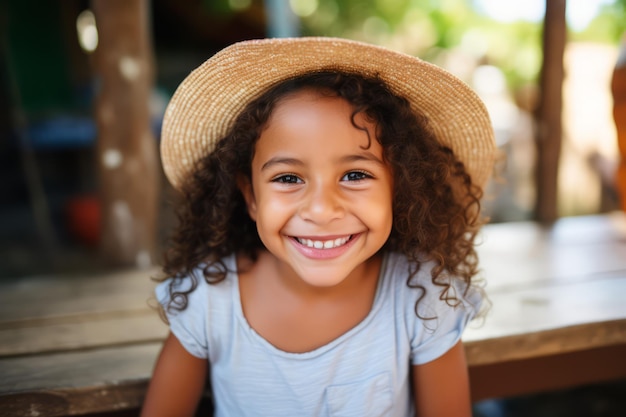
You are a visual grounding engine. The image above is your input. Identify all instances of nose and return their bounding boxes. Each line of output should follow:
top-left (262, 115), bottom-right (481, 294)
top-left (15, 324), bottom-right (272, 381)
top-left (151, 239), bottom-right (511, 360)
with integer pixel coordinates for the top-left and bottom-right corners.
top-left (299, 182), bottom-right (345, 224)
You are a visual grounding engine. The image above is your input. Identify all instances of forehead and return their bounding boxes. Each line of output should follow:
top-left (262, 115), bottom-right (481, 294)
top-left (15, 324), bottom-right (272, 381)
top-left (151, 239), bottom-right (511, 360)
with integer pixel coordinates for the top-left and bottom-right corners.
top-left (253, 89), bottom-right (381, 162)
top-left (267, 88), bottom-right (374, 133)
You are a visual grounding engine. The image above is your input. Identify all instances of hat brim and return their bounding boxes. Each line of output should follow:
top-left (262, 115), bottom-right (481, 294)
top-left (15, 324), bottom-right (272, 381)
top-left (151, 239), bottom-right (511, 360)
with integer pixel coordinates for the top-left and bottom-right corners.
top-left (161, 37), bottom-right (496, 190)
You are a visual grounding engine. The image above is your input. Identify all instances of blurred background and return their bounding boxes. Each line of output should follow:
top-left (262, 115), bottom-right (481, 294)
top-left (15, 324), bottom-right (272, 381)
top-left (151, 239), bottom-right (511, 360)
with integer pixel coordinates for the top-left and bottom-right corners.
top-left (1, 1), bottom-right (626, 416)
top-left (1, 0), bottom-right (625, 278)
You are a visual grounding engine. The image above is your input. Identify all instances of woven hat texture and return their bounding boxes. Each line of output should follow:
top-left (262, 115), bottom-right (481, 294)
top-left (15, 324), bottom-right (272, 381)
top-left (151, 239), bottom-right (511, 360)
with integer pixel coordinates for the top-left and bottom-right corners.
top-left (161, 37), bottom-right (496, 190)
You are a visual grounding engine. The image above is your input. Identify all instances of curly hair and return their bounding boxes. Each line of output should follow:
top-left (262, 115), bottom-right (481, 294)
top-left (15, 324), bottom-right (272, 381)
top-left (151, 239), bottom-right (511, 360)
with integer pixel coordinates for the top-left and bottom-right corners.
top-left (159, 71), bottom-right (487, 318)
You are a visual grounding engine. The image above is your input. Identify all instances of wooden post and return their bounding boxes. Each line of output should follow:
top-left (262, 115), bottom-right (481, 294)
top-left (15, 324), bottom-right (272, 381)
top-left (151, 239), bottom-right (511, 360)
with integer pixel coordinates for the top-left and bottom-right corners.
top-left (534, 0), bottom-right (567, 223)
top-left (91, 0), bottom-right (159, 267)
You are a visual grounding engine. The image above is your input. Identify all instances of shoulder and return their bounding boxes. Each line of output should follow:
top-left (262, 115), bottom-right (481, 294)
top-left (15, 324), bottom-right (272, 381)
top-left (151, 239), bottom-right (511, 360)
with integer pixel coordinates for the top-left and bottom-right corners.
top-left (382, 251), bottom-right (481, 313)
top-left (153, 254), bottom-right (239, 359)
top-left (381, 251), bottom-right (482, 348)
top-left (381, 251), bottom-right (439, 307)
top-left (155, 254), bottom-right (238, 314)
top-left (380, 252), bottom-right (482, 364)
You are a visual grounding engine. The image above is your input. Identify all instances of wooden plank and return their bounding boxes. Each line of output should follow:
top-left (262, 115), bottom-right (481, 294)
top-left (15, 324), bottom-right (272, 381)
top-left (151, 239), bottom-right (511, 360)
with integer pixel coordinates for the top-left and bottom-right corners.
top-left (478, 272), bottom-right (626, 336)
top-left (477, 213), bottom-right (626, 290)
top-left (479, 213), bottom-right (626, 250)
top-left (470, 344), bottom-right (626, 401)
top-left (478, 240), bottom-right (626, 290)
top-left (545, 211), bottom-right (626, 241)
top-left (480, 212), bottom-right (626, 247)
top-left (465, 319), bottom-right (626, 366)
top-left (0, 383), bottom-right (148, 417)
top-left (0, 266), bottom-right (165, 357)
top-left (0, 310), bottom-right (167, 356)
top-left (0, 343), bottom-right (162, 416)
top-left (464, 275), bottom-right (626, 363)
top-left (0, 267), bottom-right (159, 322)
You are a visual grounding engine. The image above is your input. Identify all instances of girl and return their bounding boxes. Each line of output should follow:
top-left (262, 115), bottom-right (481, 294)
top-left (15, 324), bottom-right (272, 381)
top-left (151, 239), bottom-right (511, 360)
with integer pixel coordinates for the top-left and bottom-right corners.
top-left (142, 37), bottom-right (496, 417)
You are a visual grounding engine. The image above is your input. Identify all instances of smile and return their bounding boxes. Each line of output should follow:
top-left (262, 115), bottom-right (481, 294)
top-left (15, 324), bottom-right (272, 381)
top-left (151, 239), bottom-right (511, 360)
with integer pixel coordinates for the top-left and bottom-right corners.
top-left (294, 235), bottom-right (353, 249)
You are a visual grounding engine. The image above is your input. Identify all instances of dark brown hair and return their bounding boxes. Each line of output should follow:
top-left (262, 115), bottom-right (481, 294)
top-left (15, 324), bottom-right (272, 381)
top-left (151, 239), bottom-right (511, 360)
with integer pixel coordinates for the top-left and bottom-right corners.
top-left (159, 71), bottom-right (486, 317)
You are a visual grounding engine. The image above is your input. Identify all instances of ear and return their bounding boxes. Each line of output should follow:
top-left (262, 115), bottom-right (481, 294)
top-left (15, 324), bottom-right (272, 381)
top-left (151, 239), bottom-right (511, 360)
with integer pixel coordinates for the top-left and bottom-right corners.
top-left (236, 174), bottom-right (257, 222)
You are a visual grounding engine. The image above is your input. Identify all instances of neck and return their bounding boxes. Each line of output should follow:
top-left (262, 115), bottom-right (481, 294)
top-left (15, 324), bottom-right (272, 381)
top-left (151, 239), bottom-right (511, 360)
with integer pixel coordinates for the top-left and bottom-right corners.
top-left (259, 250), bottom-right (382, 301)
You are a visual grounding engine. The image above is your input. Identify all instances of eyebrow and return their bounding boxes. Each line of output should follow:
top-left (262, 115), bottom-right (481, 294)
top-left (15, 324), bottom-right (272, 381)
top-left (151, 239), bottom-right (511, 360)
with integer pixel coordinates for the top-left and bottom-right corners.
top-left (340, 152), bottom-right (385, 165)
top-left (260, 152), bottom-right (384, 171)
top-left (261, 157), bottom-right (304, 171)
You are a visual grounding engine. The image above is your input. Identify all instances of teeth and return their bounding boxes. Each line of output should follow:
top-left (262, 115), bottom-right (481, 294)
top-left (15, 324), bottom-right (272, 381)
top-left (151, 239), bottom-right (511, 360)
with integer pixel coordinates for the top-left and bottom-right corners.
top-left (297, 236), bottom-right (351, 249)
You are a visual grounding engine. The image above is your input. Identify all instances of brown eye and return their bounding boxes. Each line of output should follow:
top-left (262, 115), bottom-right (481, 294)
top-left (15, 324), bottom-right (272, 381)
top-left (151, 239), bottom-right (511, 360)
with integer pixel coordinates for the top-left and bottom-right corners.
top-left (342, 171), bottom-right (371, 181)
top-left (272, 174), bottom-right (302, 184)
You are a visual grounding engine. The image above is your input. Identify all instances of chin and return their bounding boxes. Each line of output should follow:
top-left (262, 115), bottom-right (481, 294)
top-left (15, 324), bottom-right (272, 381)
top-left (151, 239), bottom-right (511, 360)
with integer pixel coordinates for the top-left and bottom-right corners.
top-left (291, 263), bottom-right (359, 288)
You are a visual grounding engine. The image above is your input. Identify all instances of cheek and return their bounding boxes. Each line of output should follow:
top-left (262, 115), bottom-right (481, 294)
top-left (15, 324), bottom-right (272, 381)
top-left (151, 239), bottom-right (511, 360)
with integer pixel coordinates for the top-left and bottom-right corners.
top-left (355, 190), bottom-right (393, 231)
top-left (377, 198), bottom-right (394, 235)
top-left (254, 192), bottom-right (295, 225)
top-left (373, 183), bottom-right (394, 234)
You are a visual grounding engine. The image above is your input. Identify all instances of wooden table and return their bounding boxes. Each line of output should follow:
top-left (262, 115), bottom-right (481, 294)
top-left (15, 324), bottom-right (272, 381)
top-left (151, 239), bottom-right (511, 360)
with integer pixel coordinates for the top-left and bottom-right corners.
top-left (464, 212), bottom-right (626, 400)
top-left (1, 213), bottom-right (626, 416)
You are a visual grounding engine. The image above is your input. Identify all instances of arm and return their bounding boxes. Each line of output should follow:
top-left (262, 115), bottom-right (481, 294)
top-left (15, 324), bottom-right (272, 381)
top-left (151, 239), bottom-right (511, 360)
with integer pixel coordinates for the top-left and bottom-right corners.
top-left (411, 340), bottom-right (472, 417)
top-left (140, 332), bottom-right (208, 417)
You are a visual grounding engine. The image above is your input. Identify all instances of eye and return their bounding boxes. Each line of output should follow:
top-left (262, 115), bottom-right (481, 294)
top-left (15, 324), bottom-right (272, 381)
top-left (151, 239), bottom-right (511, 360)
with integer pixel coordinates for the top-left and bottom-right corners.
top-left (271, 174), bottom-right (303, 184)
top-left (342, 171), bottom-right (372, 182)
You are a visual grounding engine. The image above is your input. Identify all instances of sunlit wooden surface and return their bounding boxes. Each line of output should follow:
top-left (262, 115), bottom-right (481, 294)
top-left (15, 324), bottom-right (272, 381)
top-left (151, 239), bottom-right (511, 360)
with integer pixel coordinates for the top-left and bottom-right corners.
top-left (466, 212), bottom-right (626, 400)
top-left (465, 212), bottom-right (626, 364)
top-left (1, 213), bottom-right (626, 415)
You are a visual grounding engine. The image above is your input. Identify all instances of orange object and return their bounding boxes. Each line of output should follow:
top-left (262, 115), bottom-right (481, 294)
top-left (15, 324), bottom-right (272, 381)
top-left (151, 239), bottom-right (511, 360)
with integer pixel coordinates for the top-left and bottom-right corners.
top-left (613, 34), bottom-right (626, 211)
top-left (65, 195), bottom-right (101, 247)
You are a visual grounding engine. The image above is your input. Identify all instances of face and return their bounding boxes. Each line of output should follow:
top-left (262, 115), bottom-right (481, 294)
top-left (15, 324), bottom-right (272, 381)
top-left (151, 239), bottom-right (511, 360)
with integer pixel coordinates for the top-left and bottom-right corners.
top-left (239, 89), bottom-right (394, 289)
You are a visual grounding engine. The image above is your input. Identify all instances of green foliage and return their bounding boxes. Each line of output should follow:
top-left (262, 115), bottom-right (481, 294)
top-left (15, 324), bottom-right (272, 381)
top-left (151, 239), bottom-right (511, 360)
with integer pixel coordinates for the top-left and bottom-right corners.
top-left (579, 0), bottom-right (626, 43)
top-left (610, 0), bottom-right (626, 36)
top-left (295, 0), bottom-right (625, 93)
top-left (205, 0), bottom-right (623, 93)
top-left (299, 0), bottom-right (542, 91)
top-left (202, 0), bottom-right (237, 17)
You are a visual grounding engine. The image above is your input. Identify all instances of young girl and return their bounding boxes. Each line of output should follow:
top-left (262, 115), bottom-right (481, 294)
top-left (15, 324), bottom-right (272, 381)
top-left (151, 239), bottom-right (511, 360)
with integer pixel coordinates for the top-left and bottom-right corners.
top-left (141, 37), bottom-right (496, 417)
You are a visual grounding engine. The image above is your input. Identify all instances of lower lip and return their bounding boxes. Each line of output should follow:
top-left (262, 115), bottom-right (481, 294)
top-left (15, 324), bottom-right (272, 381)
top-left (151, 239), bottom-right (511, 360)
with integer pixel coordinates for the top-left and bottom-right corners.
top-left (291, 234), bottom-right (360, 260)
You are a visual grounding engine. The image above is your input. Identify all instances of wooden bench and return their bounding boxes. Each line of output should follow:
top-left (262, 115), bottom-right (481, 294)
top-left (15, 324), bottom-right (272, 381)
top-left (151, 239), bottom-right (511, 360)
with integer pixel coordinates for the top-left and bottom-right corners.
top-left (1, 213), bottom-right (626, 416)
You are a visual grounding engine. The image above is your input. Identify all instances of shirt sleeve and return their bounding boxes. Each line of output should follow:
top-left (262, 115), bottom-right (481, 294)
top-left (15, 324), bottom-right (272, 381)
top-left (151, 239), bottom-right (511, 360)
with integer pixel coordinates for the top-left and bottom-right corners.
top-left (409, 278), bottom-right (482, 365)
top-left (155, 275), bottom-right (209, 359)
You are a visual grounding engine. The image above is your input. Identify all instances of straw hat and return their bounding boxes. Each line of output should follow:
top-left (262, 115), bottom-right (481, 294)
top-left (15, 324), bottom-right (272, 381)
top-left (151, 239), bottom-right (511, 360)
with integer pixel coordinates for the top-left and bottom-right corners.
top-left (161, 37), bottom-right (496, 190)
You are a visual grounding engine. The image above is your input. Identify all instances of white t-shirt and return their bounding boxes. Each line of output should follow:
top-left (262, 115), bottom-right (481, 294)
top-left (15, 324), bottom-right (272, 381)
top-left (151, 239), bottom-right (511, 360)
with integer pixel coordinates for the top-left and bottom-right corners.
top-left (156, 251), bottom-right (481, 417)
